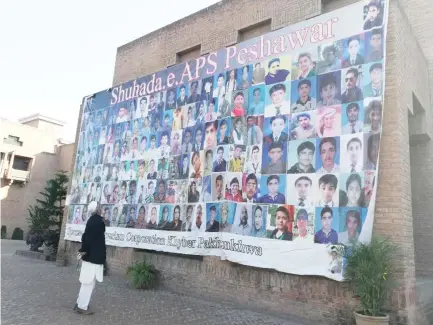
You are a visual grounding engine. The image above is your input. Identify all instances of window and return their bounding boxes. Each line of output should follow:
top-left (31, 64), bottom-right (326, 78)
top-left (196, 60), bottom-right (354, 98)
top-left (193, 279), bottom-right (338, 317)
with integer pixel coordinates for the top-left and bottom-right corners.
top-left (3, 135), bottom-right (23, 146)
top-left (176, 45), bottom-right (202, 64)
top-left (238, 19), bottom-right (272, 42)
top-left (12, 156), bottom-right (31, 171)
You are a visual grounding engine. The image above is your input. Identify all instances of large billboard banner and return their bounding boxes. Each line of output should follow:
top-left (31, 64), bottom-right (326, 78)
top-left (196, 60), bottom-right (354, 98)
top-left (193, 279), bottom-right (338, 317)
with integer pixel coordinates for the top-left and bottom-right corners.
top-left (65, 0), bottom-right (388, 281)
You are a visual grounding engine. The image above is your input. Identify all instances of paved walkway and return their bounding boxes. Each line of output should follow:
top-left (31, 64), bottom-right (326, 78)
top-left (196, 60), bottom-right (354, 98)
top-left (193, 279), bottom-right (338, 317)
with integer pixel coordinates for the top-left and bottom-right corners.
top-left (1, 240), bottom-right (305, 325)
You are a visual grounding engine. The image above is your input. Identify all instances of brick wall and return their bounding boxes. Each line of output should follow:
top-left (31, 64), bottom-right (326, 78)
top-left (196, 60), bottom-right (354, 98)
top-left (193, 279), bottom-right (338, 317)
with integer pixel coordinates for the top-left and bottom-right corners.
top-left (60, 0), bottom-right (433, 324)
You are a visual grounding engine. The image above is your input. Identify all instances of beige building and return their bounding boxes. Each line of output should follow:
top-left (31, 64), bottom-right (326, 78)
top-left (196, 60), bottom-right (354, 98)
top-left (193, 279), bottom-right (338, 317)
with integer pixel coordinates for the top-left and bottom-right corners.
top-left (58, 0), bottom-right (433, 324)
top-left (1, 114), bottom-right (74, 238)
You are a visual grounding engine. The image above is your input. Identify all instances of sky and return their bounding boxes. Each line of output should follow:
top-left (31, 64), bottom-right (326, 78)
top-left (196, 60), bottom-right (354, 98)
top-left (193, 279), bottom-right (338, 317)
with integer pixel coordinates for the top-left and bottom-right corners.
top-left (0, 0), bottom-right (219, 142)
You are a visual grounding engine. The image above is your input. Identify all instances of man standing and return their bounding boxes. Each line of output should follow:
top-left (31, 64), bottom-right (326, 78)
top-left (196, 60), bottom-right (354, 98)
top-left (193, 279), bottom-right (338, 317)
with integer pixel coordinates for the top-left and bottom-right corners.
top-left (75, 201), bottom-right (106, 315)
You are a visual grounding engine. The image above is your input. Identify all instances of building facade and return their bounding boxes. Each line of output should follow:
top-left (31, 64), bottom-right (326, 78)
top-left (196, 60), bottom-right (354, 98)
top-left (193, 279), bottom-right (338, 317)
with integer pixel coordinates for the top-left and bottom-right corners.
top-left (59, 0), bottom-right (433, 324)
top-left (1, 114), bottom-right (74, 238)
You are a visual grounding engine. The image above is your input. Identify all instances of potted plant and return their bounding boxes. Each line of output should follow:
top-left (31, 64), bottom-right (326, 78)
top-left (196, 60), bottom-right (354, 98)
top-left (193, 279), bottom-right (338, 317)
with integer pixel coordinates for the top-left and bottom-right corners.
top-left (344, 237), bottom-right (397, 325)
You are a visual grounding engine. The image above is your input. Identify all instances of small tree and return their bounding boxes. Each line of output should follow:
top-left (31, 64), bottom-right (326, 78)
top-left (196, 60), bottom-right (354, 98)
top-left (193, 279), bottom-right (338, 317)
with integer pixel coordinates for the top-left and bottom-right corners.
top-left (27, 171), bottom-right (68, 252)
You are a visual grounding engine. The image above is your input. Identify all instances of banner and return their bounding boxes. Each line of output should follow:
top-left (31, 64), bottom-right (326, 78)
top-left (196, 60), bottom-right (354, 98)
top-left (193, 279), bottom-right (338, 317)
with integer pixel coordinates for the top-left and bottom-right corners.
top-left (65, 0), bottom-right (388, 281)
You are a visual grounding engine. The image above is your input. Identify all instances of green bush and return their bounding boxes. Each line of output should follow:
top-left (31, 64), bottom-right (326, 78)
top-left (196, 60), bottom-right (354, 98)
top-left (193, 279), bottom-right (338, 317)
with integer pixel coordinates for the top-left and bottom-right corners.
top-left (1, 226), bottom-right (6, 239)
top-left (344, 237), bottom-right (398, 317)
top-left (126, 261), bottom-right (160, 290)
top-left (11, 227), bottom-right (24, 240)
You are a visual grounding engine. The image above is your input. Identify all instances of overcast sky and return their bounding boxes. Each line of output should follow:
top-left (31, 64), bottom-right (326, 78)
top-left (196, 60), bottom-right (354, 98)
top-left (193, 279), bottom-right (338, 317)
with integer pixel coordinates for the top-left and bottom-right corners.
top-left (0, 0), bottom-right (219, 141)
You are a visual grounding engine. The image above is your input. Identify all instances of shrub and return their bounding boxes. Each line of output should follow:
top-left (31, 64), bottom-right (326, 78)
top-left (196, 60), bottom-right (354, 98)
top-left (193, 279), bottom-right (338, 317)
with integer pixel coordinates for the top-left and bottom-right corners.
top-left (11, 227), bottom-right (24, 240)
top-left (126, 261), bottom-right (160, 290)
top-left (1, 226), bottom-right (6, 239)
top-left (344, 237), bottom-right (398, 317)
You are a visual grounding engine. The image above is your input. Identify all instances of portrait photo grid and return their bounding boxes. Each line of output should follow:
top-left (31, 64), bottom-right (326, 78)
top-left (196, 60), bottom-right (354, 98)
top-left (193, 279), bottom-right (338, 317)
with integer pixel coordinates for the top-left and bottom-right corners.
top-left (68, 0), bottom-right (386, 255)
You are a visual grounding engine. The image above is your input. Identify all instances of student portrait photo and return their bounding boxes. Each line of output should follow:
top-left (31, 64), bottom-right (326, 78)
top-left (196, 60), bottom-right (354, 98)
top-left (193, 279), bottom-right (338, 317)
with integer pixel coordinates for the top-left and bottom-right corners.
top-left (205, 203), bottom-right (220, 232)
top-left (219, 202), bottom-right (234, 233)
top-left (363, 62), bottom-right (383, 98)
top-left (188, 80), bottom-right (202, 104)
top-left (203, 149), bottom-right (213, 177)
top-left (179, 154), bottom-right (190, 179)
top-left (290, 112), bottom-right (317, 140)
top-left (231, 117), bottom-right (247, 145)
top-left (229, 144), bottom-right (246, 173)
top-left (364, 133), bottom-right (380, 170)
top-left (339, 208), bottom-right (363, 246)
top-left (261, 142), bottom-right (287, 174)
top-left (201, 175), bottom-right (212, 201)
top-left (191, 125), bottom-right (204, 152)
top-left (264, 56), bottom-right (291, 85)
top-left (317, 72), bottom-right (342, 107)
top-left (231, 90), bottom-right (248, 117)
top-left (365, 28), bottom-right (383, 62)
top-left (342, 34), bottom-right (365, 68)
top-left (317, 42), bottom-right (343, 74)
top-left (340, 173), bottom-right (365, 207)
top-left (165, 180), bottom-right (178, 204)
top-left (287, 140), bottom-right (316, 174)
top-left (363, 98), bottom-right (382, 134)
top-left (181, 205), bottom-right (195, 231)
top-left (217, 118), bottom-right (231, 145)
top-left (213, 145), bottom-right (228, 172)
top-left (246, 115), bottom-right (264, 146)
top-left (225, 69), bottom-right (237, 99)
top-left (212, 173), bottom-right (226, 201)
top-left (251, 205), bottom-right (267, 237)
top-left (154, 179), bottom-right (167, 203)
top-left (238, 64), bottom-right (252, 90)
top-left (187, 179), bottom-right (201, 203)
top-left (316, 106), bottom-right (341, 138)
top-left (291, 78), bottom-right (317, 113)
top-left (258, 175), bottom-right (286, 204)
top-left (213, 73), bottom-right (226, 100)
top-left (363, 0), bottom-right (383, 30)
top-left (292, 50), bottom-right (317, 80)
top-left (268, 205), bottom-right (293, 240)
top-left (341, 135), bottom-right (364, 173)
top-left (225, 173), bottom-right (243, 202)
top-left (314, 207), bottom-right (338, 244)
top-left (341, 67), bottom-right (364, 104)
top-left (167, 204), bottom-right (183, 231)
top-left (293, 208), bottom-right (314, 241)
top-left (170, 131), bottom-right (182, 156)
top-left (286, 174), bottom-right (315, 208)
top-left (204, 120), bottom-right (218, 150)
top-left (192, 203), bottom-right (206, 232)
top-left (243, 173), bottom-right (260, 203)
top-left (189, 151), bottom-right (203, 179)
top-left (316, 137), bottom-right (340, 174)
top-left (264, 82), bottom-right (291, 117)
top-left (248, 85), bottom-right (265, 115)
top-left (263, 115), bottom-right (289, 145)
top-left (316, 174), bottom-right (339, 207)
top-left (231, 204), bottom-right (253, 236)
top-left (244, 145), bottom-right (262, 175)
top-left (342, 102), bottom-right (364, 135)
top-left (165, 88), bottom-right (176, 110)
top-left (252, 61), bottom-right (266, 84)
top-left (184, 104), bottom-right (197, 128)
top-left (201, 76), bottom-right (214, 102)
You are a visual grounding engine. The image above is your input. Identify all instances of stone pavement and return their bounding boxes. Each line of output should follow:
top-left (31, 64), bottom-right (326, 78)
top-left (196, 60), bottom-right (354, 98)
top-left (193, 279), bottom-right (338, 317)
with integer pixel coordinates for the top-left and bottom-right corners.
top-left (1, 240), bottom-right (307, 325)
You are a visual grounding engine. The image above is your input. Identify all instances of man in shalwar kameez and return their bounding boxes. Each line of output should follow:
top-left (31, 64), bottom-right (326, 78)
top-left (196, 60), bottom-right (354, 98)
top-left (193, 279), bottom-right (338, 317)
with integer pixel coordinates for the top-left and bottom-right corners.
top-left (74, 201), bottom-right (106, 315)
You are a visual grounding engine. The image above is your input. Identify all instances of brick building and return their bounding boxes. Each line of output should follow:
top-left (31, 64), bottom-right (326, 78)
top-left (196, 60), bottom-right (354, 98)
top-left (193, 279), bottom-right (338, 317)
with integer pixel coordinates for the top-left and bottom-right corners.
top-left (58, 0), bottom-right (433, 324)
top-left (1, 114), bottom-right (75, 238)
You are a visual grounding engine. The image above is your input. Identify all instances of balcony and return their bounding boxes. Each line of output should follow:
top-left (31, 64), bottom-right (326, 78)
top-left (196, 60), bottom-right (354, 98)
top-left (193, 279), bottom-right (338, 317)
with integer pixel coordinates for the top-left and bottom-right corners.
top-left (3, 168), bottom-right (30, 182)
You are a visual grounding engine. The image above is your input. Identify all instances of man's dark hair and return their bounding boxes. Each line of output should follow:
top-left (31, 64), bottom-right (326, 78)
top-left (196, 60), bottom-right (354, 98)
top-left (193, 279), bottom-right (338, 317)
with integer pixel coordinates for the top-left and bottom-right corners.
top-left (321, 206), bottom-right (333, 218)
top-left (318, 174), bottom-right (338, 188)
top-left (347, 35), bottom-right (361, 46)
top-left (346, 209), bottom-right (361, 225)
top-left (298, 79), bottom-right (311, 89)
top-left (269, 142), bottom-right (283, 152)
top-left (295, 176), bottom-right (312, 186)
top-left (319, 74), bottom-right (338, 92)
top-left (267, 175), bottom-right (279, 185)
top-left (297, 141), bottom-right (315, 155)
top-left (367, 1), bottom-right (380, 9)
top-left (269, 83), bottom-right (286, 96)
top-left (205, 120), bottom-right (218, 131)
top-left (347, 137), bottom-right (362, 150)
top-left (217, 146), bottom-right (224, 153)
top-left (246, 173), bottom-right (257, 184)
top-left (234, 91), bottom-right (244, 100)
top-left (268, 58), bottom-right (280, 68)
top-left (319, 137), bottom-right (337, 152)
top-left (191, 80), bottom-right (198, 88)
top-left (371, 28), bottom-right (382, 37)
top-left (210, 205), bottom-right (216, 212)
top-left (276, 206), bottom-right (289, 217)
top-left (347, 67), bottom-right (359, 78)
top-left (270, 115), bottom-right (287, 124)
top-left (252, 145), bottom-right (259, 153)
top-left (253, 88), bottom-right (261, 96)
top-left (369, 62), bottom-right (382, 73)
top-left (216, 175), bottom-right (223, 182)
top-left (346, 102), bottom-right (360, 114)
top-left (230, 177), bottom-right (239, 186)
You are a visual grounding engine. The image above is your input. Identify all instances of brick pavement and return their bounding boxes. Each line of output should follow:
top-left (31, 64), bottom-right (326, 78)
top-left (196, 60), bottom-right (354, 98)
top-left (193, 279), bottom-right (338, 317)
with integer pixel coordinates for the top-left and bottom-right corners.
top-left (1, 241), bottom-right (307, 325)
